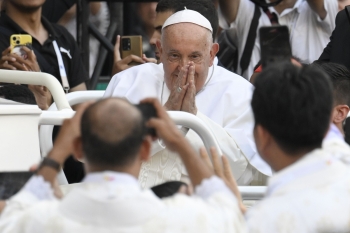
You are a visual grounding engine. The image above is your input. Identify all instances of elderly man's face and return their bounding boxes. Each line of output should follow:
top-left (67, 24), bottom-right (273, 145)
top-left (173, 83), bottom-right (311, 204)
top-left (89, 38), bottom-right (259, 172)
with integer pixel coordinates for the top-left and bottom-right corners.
top-left (159, 23), bottom-right (217, 93)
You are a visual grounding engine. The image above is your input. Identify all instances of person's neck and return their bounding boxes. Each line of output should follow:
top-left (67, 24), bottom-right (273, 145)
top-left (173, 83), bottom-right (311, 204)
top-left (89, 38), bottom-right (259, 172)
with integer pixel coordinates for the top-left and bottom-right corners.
top-left (334, 122), bottom-right (345, 136)
top-left (273, 0), bottom-right (297, 15)
top-left (270, 149), bottom-right (311, 172)
top-left (85, 162), bottom-right (141, 179)
top-left (6, 4), bottom-right (47, 44)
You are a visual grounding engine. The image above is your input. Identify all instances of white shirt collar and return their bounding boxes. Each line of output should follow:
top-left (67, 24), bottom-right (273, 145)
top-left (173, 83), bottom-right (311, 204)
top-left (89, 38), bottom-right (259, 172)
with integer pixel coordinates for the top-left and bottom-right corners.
top-left (266, 148), bottom-right (336, 196)
top-left (323, 123), bottom-right (344, 142)
top-left (83, 171), bottom-right (139, 186)
top-left (269, 0), bottom-right (303, 17)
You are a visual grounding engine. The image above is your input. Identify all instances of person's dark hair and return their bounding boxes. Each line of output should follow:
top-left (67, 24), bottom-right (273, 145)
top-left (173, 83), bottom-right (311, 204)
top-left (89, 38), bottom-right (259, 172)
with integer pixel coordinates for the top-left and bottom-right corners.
top-left (0, 84), bottom-right (36, 105)
top-left (252, 62), bottom-right (333, 155)
top-left (80, 98), bottom-right (146, 167)
top-left (156, 0), bottom-right (218, 40)
top-left (312, 61), bottom-right (350, 107)
top-left (151, 181), bottom-right (188, 198)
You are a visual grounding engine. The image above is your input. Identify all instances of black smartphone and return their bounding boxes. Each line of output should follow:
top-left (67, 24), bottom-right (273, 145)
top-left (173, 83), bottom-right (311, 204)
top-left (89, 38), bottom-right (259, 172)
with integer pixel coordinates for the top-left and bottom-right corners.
top-left (259, 26), bottom-right (292, 68)
top-left (0, 172), bottom-right (33, 199)
top-left (135, 103), bottom-right (157, 137)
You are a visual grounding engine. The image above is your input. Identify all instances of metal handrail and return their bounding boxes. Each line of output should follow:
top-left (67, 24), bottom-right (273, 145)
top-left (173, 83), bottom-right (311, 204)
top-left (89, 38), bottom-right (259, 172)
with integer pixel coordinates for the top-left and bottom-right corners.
top-left (0, 70), bottom-right (71, 110)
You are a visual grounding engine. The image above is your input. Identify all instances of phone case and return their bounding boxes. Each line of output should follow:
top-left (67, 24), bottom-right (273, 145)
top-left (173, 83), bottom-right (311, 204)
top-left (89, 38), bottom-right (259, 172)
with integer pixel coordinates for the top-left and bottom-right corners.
top-left (121, 36), bottom-right (143, 66)
top-left (10, 34), bottom-right (32, 59)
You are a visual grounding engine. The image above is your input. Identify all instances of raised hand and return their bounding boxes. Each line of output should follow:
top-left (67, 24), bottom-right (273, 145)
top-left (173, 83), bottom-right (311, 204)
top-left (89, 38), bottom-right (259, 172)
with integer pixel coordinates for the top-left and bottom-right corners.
top-left (200, 147), bottom-right (246, 213)
top-left (1, 46), bottom-right (41, 72)
top-left (181, 63), bottom-right (197, 115)
top-left (28, 85), bottom-right (52, 110)
top-left (112, 35), bottom-right (145, 76)
top-left (141, 98), bottom-right (186, 152)
top-left (164, 64), bottom-right (190, 111)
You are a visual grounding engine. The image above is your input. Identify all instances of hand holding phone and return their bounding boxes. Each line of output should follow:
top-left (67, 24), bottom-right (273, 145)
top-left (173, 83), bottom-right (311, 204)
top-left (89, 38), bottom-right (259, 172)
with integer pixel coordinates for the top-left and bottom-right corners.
top-left (120, 36), bottom-right (143, 66)
top-left (136, 102), bottom-right (157, 137)
top-left (259, 26), bottom-right (292, 68)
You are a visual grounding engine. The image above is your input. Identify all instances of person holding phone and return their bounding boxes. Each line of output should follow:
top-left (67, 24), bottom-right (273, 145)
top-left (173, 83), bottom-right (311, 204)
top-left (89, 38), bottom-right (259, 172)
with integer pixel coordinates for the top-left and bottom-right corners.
top-left (218, 0), bottom-right (338, 80)
top-left (0, 98), bottom-right (247, 232)
top-left (0, 0), bottom-right (89, 108)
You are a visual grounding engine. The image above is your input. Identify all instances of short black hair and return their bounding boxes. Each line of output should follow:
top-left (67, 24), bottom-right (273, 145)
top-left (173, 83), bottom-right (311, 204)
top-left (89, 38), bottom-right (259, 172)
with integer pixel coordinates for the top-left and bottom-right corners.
top-left (80, 98), bottom-right (146, 168)
top-left (156, 0), bottom-right (218, 40)
top-left (312, 61), bottom-right (350, 107)
top-left (0, 84), bottom-right (36, 105)
top-left (252, 62), bottom-right (333, 155)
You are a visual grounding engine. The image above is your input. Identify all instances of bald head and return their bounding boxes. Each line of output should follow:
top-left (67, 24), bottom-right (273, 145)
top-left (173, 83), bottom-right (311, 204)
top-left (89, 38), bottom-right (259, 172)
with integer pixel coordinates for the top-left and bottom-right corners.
top-left (81, 98), bottom-right (146, 168)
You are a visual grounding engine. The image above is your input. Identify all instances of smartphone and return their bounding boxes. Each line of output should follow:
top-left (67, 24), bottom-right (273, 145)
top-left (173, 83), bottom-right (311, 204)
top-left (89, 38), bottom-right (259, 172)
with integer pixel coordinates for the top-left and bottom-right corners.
top-left (10, 34), bottom-right (32, 59)
top-left (0, 171), bottom-right (33, 199)
top-left (135, 103), bottom-right (157, 137)
top-left (121, 35), bottom-right (143, 66)
top-left (259, 26), bottom-right (292, 68)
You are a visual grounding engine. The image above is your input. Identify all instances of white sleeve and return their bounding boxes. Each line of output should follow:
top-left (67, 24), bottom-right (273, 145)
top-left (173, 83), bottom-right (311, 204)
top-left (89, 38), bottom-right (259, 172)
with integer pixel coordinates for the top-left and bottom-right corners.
top-left (195, 176), bottom-right (236, 200)
top-left (218, 0), bottom-right (256, 30)
top-left (316, 0), bottom-right (338, 33)
top-left (0, 176), bottom-right (55, 220)
top-left (196, 111), bottom-right (272, 179)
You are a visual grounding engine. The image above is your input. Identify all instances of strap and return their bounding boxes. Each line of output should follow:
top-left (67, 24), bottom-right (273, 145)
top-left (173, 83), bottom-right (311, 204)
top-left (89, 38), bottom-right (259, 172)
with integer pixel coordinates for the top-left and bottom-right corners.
top-left (52, 40), bottom-right (69, 93)
top-left (240, 4), bottom-right (261, 75)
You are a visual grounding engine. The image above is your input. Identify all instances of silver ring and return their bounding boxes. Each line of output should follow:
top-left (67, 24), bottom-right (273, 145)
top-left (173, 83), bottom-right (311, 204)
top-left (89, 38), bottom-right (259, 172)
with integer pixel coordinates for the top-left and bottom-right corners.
top-left (177, 87), bottom-right (182, 93)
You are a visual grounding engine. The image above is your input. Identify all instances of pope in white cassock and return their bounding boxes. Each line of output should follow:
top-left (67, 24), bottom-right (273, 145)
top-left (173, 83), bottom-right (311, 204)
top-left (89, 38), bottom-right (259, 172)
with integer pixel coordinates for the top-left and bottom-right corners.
top-left (104, 9), bottom-right (272, 188)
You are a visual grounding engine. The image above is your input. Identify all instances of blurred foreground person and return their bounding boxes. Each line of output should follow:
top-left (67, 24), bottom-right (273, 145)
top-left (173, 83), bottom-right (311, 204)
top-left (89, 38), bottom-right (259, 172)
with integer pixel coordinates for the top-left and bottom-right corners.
top-left (0, 98), bottom-right (246, 232)
top-left (105, 9), bottom-right (271, 188)
top-left (245, 62), bottom-right (350, 232)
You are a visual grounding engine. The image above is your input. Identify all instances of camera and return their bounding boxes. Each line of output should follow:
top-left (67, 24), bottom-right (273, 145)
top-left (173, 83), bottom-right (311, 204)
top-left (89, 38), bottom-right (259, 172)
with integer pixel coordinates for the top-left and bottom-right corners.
top-left (122, 38), bottom-right (131, 51)
top-left (135, 103), bottom-right (157, 137)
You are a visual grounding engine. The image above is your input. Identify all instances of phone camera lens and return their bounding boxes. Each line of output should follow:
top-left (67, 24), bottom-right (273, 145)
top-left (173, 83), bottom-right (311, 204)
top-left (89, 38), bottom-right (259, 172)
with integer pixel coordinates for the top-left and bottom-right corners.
top-left (16, 40), bottom-right (20, 45)
top-left (12, 37), bottom-right (17, 41)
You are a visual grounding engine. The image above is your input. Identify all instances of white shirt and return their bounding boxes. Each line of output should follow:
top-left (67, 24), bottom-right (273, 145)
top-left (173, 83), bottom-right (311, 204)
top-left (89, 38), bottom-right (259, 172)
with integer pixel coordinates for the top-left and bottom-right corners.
top-left (0, 172), bottom-right (247, 233)
top-left (245, 144), bottom-right (350, 233)
top-left (218, 0), bottom-right (338, 80)
top-left (104, 59), bottom-right (272, 187)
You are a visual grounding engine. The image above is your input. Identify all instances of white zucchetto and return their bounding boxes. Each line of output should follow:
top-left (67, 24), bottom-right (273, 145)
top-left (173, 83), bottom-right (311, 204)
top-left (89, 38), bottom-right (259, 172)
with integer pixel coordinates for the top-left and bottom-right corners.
top-left (162, 8), bottom-right (213, 33)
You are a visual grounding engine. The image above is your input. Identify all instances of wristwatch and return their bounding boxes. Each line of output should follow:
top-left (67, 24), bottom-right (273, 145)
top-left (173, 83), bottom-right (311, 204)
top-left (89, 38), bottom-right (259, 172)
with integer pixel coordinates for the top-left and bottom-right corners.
top-left (38, 157), bottom-right (61, 172)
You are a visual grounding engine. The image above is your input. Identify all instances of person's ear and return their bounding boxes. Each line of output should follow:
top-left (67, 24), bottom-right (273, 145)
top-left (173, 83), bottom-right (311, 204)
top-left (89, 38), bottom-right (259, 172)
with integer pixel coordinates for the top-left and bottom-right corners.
top-left (209, 43), bottom-right (219, 67)
top-left (139, 135), bottom-right (152, 162)
top-left (156, 40), bottom-right (162, 60)
top-left (332, 104), bottom-right (350, 124)
top-left (254, 124), bottom-right (272, 161)
top-left (72, 136), bottom-right (84, 162)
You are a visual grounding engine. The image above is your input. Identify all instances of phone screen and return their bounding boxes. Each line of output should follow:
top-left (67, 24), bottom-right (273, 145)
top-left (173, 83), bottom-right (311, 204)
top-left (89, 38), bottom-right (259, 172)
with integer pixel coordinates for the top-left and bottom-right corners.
top-left (259, 26), bottom-right (292, 68)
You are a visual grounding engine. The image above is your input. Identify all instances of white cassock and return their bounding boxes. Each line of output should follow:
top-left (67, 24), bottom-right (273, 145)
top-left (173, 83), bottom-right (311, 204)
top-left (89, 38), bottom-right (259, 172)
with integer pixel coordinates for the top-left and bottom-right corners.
top-left (104, 58), bottom-right (272, 187)
top-left (0, 172), bottom-right (247, 232)
top-left (245, 139), bottom-right (350, 233)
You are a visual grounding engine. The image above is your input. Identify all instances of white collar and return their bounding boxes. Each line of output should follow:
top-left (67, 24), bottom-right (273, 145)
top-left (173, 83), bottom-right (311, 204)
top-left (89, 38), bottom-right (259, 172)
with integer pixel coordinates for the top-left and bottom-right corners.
top-left (266, 149), bottom-right (337, 196)
top-left (83, 171), bottom-right (139, 186)
top-left (323, 123), bottom-right (344, 143)
top-left (268, 0), bottom-right (303, 17)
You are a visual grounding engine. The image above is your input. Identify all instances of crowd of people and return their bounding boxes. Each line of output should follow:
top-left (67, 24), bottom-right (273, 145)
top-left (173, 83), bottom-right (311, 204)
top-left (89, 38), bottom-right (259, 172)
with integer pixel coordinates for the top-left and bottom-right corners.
top-left (0, 0), bottom-right (349, 232)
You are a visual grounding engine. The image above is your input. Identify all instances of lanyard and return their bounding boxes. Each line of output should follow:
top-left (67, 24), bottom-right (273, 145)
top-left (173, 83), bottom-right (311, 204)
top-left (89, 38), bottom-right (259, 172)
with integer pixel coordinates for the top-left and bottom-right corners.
top-left (52, 40), bottom-right (70, 93)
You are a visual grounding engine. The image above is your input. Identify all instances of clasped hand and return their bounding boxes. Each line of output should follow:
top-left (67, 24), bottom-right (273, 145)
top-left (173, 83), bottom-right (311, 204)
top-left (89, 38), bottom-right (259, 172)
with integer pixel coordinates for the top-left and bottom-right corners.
top-left (164, 62), bottom-right (197, 115)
